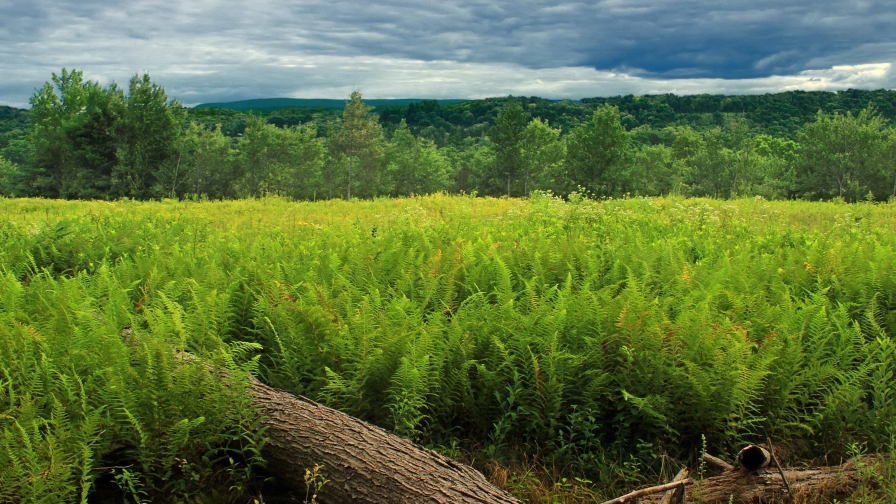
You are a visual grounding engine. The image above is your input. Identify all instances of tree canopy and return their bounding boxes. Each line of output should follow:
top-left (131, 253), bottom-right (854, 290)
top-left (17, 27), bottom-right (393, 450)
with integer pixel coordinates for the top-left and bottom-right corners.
top-left (5, 69), bottom-right (896, 202)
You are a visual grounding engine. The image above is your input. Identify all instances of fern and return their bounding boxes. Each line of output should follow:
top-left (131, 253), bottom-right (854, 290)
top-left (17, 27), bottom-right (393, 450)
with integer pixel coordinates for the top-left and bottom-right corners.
top-left (2, 195), bottom-right (895, 499)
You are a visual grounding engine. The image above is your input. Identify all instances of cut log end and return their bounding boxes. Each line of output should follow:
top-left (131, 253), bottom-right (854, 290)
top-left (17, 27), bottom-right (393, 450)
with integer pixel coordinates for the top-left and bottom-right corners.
top-left (737, 445), bottom-right (771, 471)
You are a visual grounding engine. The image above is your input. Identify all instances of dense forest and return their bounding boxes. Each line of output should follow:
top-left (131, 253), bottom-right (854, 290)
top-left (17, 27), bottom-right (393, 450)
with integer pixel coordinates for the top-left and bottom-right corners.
top-left (2, 69), bottom-right (896, 202)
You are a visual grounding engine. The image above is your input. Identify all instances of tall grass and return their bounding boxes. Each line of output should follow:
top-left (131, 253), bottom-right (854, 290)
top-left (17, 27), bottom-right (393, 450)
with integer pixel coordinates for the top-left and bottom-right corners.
top-left (1, 194), bottom-right (894, 501)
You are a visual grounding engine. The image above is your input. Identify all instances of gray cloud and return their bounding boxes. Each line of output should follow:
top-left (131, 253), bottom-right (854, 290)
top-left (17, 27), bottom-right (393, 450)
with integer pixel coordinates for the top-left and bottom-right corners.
top-left (1, 0), bottom-right (894, 106)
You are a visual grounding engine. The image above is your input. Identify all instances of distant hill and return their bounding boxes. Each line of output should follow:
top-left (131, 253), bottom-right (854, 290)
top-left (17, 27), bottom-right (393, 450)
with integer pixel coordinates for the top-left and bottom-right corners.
top-left (194, 98), bottom-right (469, 111)
top-left (0, 105), bottom-right (29, 150)
top-left (0, 105), bottom-right (29, 132)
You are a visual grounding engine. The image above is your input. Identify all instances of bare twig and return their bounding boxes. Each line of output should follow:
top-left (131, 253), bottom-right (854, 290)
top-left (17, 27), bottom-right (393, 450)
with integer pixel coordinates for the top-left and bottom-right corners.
top-left (91, 464), bottom-right (134, 472)
top-left (768, 437), bottom-right (795, 503)
top-left (600, 479), bottom-right (694, 504)
top-left (660, 467), bottom-right (689, 504)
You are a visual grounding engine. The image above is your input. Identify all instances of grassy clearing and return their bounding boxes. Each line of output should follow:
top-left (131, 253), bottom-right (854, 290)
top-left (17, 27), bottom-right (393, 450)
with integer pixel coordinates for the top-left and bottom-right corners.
top-left (1, 194), bottom-right (894, 502)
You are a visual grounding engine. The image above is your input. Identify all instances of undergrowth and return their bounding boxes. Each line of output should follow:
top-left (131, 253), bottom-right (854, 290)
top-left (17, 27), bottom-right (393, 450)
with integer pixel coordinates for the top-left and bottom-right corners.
top-left (1, 193), bottom-right (894, 502)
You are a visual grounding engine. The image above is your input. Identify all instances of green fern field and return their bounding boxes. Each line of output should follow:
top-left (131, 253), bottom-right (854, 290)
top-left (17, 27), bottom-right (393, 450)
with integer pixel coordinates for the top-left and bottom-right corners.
top-left (2, 194), bottom-right (895, 502)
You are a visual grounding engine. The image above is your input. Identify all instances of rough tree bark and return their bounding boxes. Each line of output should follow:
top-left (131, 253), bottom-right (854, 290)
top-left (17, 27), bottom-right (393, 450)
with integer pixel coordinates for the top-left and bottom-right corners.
top-left (682, 458), bottom-right (872, 504)
top-left (251, 380), bottom-right (522, 503)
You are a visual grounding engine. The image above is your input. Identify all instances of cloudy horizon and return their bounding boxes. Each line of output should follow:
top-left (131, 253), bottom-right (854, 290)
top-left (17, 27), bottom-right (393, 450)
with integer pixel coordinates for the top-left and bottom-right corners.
top-left (2, 0), bottom-right (895, 108)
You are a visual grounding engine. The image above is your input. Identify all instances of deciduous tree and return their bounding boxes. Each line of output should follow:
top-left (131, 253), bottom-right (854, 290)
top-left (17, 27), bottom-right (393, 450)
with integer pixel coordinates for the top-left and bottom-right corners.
top-left (178, 122), bottom-right (236, 199)
top-left (797, 107), bottom-right (891, 200)
top-left (28, 68), bottom-right (89, 197)
top-left (566, 105), bottom-right (630, 197)
top-left (0, 155), bottom-right (19, 196)
top-left (387, 119), bottom-right (449, 196)
top-left (114, 74), bottom-right (186, 199)
top-left (520, 118), bottom-right (564, 196)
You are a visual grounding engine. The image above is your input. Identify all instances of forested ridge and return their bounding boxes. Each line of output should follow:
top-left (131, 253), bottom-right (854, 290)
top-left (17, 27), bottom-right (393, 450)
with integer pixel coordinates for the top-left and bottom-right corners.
top-left (2, 69), bottom-right (896, 202)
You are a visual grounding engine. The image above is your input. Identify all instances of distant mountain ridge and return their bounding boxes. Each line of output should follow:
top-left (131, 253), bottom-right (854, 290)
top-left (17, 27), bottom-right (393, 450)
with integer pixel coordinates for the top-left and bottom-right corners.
top-left (194, 98), bottom-right (469, 111)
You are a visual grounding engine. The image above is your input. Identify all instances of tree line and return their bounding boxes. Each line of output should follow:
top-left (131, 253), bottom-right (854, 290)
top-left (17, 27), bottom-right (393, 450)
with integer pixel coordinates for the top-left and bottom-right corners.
top-left (1, 69), bottom-right (895, 201)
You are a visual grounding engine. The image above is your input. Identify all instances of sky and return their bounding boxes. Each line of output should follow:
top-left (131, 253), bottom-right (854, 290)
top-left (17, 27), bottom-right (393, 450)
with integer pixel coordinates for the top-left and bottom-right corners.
top-left (1, 0), bottom-right (895, 107)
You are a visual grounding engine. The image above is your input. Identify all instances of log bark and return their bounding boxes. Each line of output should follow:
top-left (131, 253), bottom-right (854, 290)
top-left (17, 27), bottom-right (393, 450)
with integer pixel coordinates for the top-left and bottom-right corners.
top-left (683, 458), bottom-right (870, 504)
top-left (702, 454), bottom-right (735, 474)
top-left (251, 380), bottom-right (522, 504)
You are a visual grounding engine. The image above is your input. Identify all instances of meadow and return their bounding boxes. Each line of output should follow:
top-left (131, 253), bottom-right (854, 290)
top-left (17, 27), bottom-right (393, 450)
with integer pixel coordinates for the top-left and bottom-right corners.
top-left (1, 193), bottom-right (894, 503)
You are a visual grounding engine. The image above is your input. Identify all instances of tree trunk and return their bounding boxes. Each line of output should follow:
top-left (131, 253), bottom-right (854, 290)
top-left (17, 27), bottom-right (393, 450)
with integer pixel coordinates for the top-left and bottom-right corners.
top-left (348, 152), bottom-right (353, 200)
top-left (251, 380), bottom-right (522, 504)
top-left (679, 458), bottom-right (872, 504)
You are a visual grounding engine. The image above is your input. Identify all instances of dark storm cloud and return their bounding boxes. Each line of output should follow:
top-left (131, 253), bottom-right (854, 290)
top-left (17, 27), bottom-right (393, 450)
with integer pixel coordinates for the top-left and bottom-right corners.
top-left (227, 0), bottom-right (896, 78)
top-left (0, 0), bottom-right (894, 106)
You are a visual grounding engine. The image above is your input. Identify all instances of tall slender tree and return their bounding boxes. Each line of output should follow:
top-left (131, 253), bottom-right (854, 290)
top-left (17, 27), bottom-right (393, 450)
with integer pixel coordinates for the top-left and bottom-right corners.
top-left (332, 91), bottom-right (384, 199)
top-left (114, 74), bottom-right (186, 199)
top-left (67, 81), bottom-right (124, 199)
top-left (28, 68), bottom-right (88, 197)
top-left (520, 118), bottom-right (564, 196)
top-left (487, 100), bottom-right (529, 197)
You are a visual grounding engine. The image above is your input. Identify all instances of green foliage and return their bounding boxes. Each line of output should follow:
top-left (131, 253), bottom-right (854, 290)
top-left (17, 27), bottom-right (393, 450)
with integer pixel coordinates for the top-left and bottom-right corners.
top-left (386, 119), bottom-right (450, 196)
top-left (487, 100), bottom-right (530, 196)
top-left (114, 74), bottom-right (186, 199)
top-left (797, 108), bottom-right (893, 201)
top-left (330, 91), bottom-right (386, 199)
top-left (443, 138), bottom-right (494, 194)
top-left (235, 115), bottom-right (325, 199)
top-left (178, 122), bottom-right (237, 199)
top-left (0, 155), bottom-right (21, 196)
top-left (14, 72), bottom-right (896, 202)
top-left (629, 144), bottom-right (677, 196)
top-left (4, 195), bottom-right (893, 501)
top-left (27, 68), bottom-right (91, 198)
top-left (566, 105), bottom-right (631, 196)
top-left (0, 216), bottom-right (267, 502)
top-left (26, 69), bottom-right (186, 200)
top-left (520, 118), bottom-right (565, 196)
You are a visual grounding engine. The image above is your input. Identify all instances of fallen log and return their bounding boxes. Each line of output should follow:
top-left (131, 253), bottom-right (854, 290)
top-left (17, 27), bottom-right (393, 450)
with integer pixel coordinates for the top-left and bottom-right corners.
top-left (603, 451), bottom-right (881, 504)
top-left (675, 457), bottom-right (873, 504)
top-left (165, 343), bottom-right (520, 503)
top-left (737, 445), bottom-right (772, 471)
top-left (702, 454), bottom-right (735, 474)
top-left (251, 380), bottom-right (522, 503)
